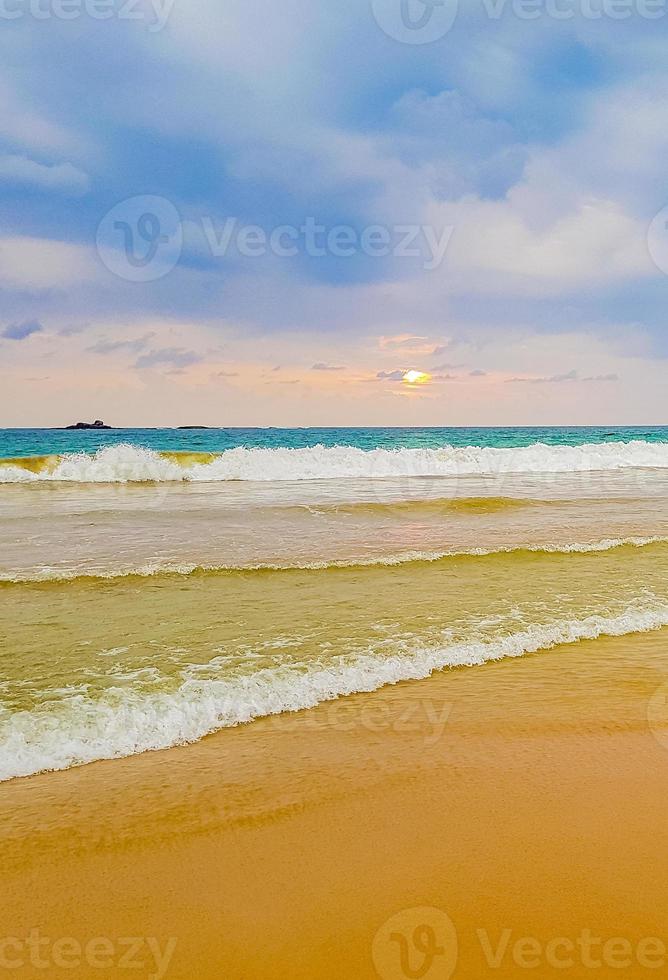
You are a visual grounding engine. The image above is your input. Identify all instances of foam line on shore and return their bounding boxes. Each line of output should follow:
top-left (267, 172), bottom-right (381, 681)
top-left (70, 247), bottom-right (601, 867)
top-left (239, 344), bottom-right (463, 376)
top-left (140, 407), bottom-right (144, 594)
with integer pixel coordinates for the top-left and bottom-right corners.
top-left (1, 536), bottom-right (666, 583)
top-left (3, 601), bottom-right (668, 781)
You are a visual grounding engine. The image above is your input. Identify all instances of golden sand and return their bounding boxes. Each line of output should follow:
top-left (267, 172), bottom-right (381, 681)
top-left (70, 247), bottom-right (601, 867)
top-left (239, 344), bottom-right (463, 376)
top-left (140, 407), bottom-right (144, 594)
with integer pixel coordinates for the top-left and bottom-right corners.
top-left (1, 630), bottom-right (668, 979)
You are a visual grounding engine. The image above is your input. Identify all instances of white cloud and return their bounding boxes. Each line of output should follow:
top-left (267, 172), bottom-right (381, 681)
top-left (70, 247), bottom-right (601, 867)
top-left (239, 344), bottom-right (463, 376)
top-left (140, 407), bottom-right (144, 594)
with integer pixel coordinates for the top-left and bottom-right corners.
top-left (428, 195), bottom-right (652, 293)
top-left (0, 154), bottom-right (90, 195)
top-left (0, 81), bottom-right (83, 157)
top-left (0, 237), bottom-right (98, 289)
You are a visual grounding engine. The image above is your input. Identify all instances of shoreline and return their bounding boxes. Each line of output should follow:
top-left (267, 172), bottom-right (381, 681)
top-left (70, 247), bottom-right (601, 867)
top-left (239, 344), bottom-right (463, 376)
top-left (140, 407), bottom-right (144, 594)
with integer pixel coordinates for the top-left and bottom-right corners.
top-left (2, 630), bottom-right (668, 978)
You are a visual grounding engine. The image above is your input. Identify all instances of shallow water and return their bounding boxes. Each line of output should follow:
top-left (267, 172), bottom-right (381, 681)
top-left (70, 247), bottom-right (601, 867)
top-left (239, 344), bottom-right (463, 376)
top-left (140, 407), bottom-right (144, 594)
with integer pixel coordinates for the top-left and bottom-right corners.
top-left (2, 427), bottom-right (668, 782)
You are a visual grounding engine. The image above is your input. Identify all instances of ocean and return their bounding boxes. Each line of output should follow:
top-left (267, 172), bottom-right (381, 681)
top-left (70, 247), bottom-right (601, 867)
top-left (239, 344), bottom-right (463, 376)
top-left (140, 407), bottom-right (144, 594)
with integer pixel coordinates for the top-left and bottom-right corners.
top-left (2, 425), bottom-right (668, 782)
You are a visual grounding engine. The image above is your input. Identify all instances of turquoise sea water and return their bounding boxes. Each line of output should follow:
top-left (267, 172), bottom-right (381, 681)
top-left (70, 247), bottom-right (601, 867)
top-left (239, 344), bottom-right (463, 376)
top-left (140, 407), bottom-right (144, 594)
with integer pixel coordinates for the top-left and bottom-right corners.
top-left (2, 425), bottom-right (668, 459)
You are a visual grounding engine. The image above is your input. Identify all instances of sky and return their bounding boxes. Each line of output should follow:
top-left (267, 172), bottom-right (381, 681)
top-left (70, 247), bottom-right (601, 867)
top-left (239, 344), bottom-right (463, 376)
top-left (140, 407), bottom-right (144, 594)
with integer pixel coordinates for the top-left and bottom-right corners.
top-left (1, 0), bottom-right (668, 426)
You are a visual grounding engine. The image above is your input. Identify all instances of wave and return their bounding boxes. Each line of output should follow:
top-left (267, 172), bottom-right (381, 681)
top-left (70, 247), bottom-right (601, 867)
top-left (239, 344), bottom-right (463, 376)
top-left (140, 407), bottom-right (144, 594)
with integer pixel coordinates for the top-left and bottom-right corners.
top-left (1, 536), bottom-right (666, 583)
top-left (3, 600), bottom-right (668, 782)
top-left (302, 496), bottom-right (544, 515)
top-left (3, 440), bottom-right (668, 483)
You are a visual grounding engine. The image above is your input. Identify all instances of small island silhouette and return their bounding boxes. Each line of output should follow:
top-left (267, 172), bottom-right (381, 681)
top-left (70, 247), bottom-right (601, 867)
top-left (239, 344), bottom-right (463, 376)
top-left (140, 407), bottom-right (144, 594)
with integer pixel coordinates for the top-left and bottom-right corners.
top-left (65, 420), bottom-right (112, 430)
top-left (61, 422), bottom-right (213, 430)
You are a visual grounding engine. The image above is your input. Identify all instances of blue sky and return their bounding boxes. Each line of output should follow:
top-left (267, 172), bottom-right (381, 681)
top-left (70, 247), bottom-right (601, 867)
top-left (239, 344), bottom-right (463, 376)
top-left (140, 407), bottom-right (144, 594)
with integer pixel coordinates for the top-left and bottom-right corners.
top-left (1, 0), bottom-right (667, 425)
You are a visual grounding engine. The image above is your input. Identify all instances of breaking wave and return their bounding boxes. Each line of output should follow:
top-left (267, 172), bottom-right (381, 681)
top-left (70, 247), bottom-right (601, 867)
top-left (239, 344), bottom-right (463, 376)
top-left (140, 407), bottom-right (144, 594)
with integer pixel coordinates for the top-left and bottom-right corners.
top-left (3, 440), bottom-right (668, 483)
top-left (3, 601), bottom-right (668, 781)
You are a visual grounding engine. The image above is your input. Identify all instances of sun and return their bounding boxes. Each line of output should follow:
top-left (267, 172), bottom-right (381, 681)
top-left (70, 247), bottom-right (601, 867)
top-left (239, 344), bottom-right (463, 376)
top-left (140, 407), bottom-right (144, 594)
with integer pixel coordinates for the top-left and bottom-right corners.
top-left (402, 370), bottom-right (431, 385)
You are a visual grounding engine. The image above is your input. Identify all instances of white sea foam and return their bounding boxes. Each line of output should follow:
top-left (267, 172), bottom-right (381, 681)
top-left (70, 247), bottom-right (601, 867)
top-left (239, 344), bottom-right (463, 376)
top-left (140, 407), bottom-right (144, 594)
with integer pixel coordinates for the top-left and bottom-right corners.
top-left (1, 535), bottom-right (666, 582)
top-left (2, 601), bottom-right (668, 781)
top-left (3, 440), bottom-right (668, 483)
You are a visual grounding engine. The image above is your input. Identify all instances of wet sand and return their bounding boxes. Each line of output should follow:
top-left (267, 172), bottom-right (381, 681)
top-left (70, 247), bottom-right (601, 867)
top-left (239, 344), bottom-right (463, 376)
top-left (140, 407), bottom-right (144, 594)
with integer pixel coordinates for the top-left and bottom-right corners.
top-left (1, 629), bottom-right (668, 979)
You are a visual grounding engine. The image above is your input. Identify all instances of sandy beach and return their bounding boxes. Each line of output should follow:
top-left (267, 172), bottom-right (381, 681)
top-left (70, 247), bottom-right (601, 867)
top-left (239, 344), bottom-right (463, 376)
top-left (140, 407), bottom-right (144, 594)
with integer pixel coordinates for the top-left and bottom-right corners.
top-left (2, 627), bottom-right (668, 979)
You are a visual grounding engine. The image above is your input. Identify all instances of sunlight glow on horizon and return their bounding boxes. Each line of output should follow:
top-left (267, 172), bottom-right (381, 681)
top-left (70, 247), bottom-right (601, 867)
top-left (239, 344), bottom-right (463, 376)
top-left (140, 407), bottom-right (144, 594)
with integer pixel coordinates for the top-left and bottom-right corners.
top-left (402, 370), bottom-right (431, 386)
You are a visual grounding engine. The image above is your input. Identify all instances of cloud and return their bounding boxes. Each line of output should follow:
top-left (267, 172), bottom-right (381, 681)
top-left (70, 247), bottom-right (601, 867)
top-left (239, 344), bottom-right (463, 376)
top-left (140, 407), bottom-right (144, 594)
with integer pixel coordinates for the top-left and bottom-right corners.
top-left (0, 154), bottom-right (89, 196)
top-left (507, 370), bottom-right (579, 384)
top-left (2, 319), bottom-right (43, 340)
top-left (387, 88), bottom-right (524, 199)
top-left (312, 362), bottom-right (346, 371)
top-left (0, 79), bottom-right (85, 156)
top-left (469, 369), bottom-right (487, 377)
top-left (87, 333), bottom-right (155, 355)
top-left (0, 0), bottom-right (662, 424)
top-left (0, 237), bottom-right (97, 289)
top-left (381, 336), bottom-right (430, 352)
top-left (506, 368), bottom-right (620, 385)
top-left (426, 196), bottom-right (651, 296)
top-left (134, 348), bottom-right (203, 370)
